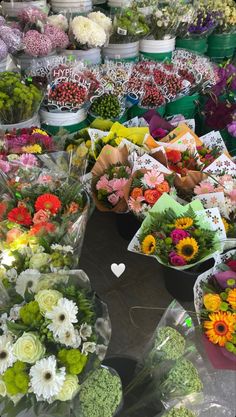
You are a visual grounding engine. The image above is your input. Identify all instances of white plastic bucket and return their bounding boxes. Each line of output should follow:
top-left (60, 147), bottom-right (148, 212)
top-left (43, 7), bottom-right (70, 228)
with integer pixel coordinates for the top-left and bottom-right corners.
top-left (2, 0), bottom-right (47, 17)
top-left (103, 42), bottom-right (139, 59)
top-left (16, 51), bottom-right (57, 71)
top-left (40, 108), bottom-right (87, 127)
top-left (140, 38), bottom-right (176, 53)
top-left (60, 49), bottom-right (101, 65)
top-left (0, 114), bottom-right (40, 131)
top-left (51, 0), bottom-right (92, 12)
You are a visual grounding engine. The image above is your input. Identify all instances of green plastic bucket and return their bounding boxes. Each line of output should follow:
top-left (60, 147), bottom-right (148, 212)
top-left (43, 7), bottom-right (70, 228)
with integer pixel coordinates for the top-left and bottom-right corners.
top-left (220, 129), bottom-right (236, 157)
top-left (139, 51), bottom-right (172, 61)
top-left (176, 37), bottom-right (208, 54)
top-left (41, 120), bottom-right (88, 136)
top-left (128, 104), bottom-right (166, 119)
top-left (166, 93), bottom-right (200, 118)
top-left (207, 33), bottom-right (236, 60)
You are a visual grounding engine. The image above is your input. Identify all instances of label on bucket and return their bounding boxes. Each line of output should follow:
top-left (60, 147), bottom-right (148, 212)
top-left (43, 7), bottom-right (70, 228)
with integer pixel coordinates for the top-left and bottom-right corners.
top-left (117, 27), bottom-right (127, 35)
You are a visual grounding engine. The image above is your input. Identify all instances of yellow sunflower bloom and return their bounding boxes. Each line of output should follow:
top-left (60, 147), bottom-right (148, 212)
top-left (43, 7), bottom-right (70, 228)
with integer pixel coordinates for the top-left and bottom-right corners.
top-left (141, 235), bottom-right (156, 255)
top-left (32, 128), bottom-right (48, 136)
top-left (204, 311), bottom-right (235, 347)
top-left (227, 289), bottom-right (236, 310)
top-left (175, 217), bottom-right (193, 229)
top-left (176, 237), bottom-right (198, 261)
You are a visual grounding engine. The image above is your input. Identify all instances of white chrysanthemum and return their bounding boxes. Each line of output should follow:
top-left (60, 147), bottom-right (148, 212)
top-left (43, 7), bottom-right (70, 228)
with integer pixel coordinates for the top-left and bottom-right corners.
top-left (71, 16), bottom-right (106, 47)
top-left (46, 298), bottom-right (78, 337)
top-left (30, 356), bottom-right (66, 401)
top-left (79, 323), bottom-right (92, 341)
top-left (15, 269), bottom-right (41, 297)
top-left (0, 335), bottom-right (16, 375)
top-left (47, 14), bottom-right (68, 31)
top-left (56, 326), bottom-right (81, 348)
top-left (0, 314), bottom-right (8, 335)
top-left (88, 11), bottom-right (112, 34)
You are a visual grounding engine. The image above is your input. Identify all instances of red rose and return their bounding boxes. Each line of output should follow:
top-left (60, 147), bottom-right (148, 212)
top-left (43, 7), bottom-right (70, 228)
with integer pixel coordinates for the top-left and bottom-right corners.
top-left (144, 189), bottom-right (161, 205)
top-left (166, 149), bottom-right (182, 164)
top-left (227, 260), bottom-right (236, 272)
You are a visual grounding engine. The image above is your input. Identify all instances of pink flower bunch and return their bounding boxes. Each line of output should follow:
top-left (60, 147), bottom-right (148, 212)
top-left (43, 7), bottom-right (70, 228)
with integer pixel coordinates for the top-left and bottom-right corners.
top-left (24, 30), bottom-right (52, 57)
top-left (18, 7), bottom-right (47, 25)
top-left (44, 24), bottom-right (69, 49)
top-left (170, 229), bottom-right (190, 244)
top-left (169, 251), bottom-right (187, 266)
top-left (19, 153), bottom-right (38, 167)
top-left (95, 164), bottom-right (131, 208)
top-left (4, 128), bottom-right (54, 154)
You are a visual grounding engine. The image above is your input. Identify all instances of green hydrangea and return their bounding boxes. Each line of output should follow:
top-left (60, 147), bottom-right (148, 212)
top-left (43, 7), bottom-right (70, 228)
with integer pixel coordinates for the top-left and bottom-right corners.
top-left (161, 358), bottom-right (203, 397)
top-left (164, 406), bottom-right (196, 417)
top-left (79, 368), bottom-right (122, 417)
top-left (2, 361), bottom-right (29, 395)
top-left (58, 349), bottom-right (87, 375)
top-left (153, 326), bottom-right (186, 360)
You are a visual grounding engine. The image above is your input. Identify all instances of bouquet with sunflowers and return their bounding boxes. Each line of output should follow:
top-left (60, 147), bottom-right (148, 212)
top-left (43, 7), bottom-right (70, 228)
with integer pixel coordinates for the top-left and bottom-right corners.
top-left (128, 194), bottom-right (225, 270)
top-left (194, 250), bottom-right (236, 370)
top-left (0, 270), bottom-right (123, 417)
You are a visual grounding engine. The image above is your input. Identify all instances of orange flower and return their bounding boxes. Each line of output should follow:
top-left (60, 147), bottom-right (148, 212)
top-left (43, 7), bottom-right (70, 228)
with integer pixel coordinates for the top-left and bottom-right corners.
top-left (29, 222), bottom-right (56, 236)
top-left (156, 180), bottom-right (170, 193)
top-left (227, 288), bottom-right (236, 310)
top-left (144, 189), bottom-right (162, 205)
top-left (131, 187), bottom-right (143, 199)
top-left (6, 228), bottom-right (23, 244)
top-left (203, 293), bottom-right (221, 312)
top-left (35, 194), bottom-right (61, 215)
top-left (33, 209), bottom-right (50, 225)
top-left (204, 311), bottom-right (235, 347)
top-left (7, 207), bottom-right (32, 226)
top-left (67, 202), bottom-right (80, 214)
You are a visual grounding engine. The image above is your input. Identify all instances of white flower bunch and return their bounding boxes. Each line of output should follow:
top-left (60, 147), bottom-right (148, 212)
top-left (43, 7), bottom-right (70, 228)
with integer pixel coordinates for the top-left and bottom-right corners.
top-left (47, 14), bottom-right (68, 32)
top-left (70, 16), bottom-right (106, 48)
top-left (88, 11), bottom-right (112, 35)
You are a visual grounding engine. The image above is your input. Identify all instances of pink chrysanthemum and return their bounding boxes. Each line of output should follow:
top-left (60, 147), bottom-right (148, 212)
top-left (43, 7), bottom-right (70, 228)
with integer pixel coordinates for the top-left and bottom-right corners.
top-left (44, 24), bottom-right (69, 49)
top-left (24, 30), bottom-right (52, 57)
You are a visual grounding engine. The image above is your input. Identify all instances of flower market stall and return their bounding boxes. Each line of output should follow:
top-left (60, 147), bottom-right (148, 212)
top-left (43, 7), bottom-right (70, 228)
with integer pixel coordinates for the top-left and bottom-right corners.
top-left (0, 0), bottom-right (235, 416)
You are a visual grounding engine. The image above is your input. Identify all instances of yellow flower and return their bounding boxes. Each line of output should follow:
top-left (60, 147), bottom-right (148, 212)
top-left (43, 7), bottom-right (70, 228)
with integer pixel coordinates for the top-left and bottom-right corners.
top-left (176, 237), bottom-right (199, 261)
top-left (22, 144), bottom-right (42, 154)
top-left (32, 128), bottom-right (48, 136)
top-left (222, 218), bottom-right (230, 234)
top-left (141, 235), bottom-right (156, 255)
top-left (66, 144), bottom-right (76, 152)
top-left (175, 217), bottom-right (193, 229)
top-left (204, 311), bottom-right (235, 347)
top-left (203, 293), bottom-right (221, 312)
top-left (35, 289), bottom-right (63, 314)
top-left (85, 140), bottom-right (91, 149)
top-left (56, 374), bottom-right (79, 401)
top-left (227, 289), bottom-right (236, 310)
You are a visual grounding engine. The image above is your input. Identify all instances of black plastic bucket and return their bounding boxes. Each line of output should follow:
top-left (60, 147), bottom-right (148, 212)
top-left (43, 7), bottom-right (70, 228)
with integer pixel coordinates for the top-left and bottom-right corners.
top-left (115, 212), bottom-right (141, 241)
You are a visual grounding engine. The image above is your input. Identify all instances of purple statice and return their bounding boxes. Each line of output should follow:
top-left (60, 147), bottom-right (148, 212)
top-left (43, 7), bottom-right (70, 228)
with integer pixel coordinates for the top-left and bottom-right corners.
top-left (0, 17), bottom-right (6, 27)
top-left (0, 39), bottom-right (8, 61)
top-left (188, 9), bottom-right (218, 37)
top-left (23, 30), bottom-right (52, 57)
top-left (44, 24), bottom-right (69, 50)
top-left (0, 26), bottom-right (22, 54)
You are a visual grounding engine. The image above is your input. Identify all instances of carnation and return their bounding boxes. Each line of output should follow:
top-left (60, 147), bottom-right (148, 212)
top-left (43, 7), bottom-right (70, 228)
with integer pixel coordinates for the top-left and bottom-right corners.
top-left (71, 16), bottom-right (106, 48)
top-left (47, 14), bottom-right (68, 32)
top-left (88, 11), bottom-right (112, 34)
top-left (44, 24), bottom-right (69, 49)
top-left (24, 30), bottom-right (52, 57)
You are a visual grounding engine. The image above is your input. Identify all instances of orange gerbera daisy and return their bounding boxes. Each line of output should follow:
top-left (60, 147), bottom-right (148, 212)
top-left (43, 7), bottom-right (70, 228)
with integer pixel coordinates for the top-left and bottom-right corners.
top-left (29, 222), bottom-right (56, 236)
top-left (204, 311), bottom-right (235, 347)
top-left (7, 207), bottom-right (32, 226)
top-left (35, 194), bottom-right (61, 215)
top-left (227, 288), bottom-right (236, 310)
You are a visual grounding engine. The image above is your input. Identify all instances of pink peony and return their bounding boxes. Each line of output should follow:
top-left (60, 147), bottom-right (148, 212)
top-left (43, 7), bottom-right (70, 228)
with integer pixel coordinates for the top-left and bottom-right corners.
top-left (33, 209), bottom-right (50, 225)
top-left (0, 159), bottom-right (10, 173)
top-left (194, 181), bottom-right (215, 195)
top-left (169, 251), bottom-right (187, 266)
top-left (19, 153), bottom-right (38, 167)
top-left (107, 193), bottom-right (120, 206)
top-left (96, 176), bottom-right (112, 193)
top-left (143, 170), bottom-right (164, 188)
top-left (170, 229), bottom-right (190, 244)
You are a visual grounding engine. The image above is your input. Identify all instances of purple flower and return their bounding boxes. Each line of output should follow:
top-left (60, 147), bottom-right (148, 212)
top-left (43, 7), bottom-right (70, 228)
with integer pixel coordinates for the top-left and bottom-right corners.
top-left (214, 271), bottom-right (236, 289)
top-left (0, 159), bottom-right (10, 173)
top-left (169, 251), bottom-right (187, 267)
top-left (44, 24), bottom-right (69, 50)
top-left (0, 39), bottom-right (8, 61)
top-left (170, 229), bottom-right (190, 244)
top-left (0, 17), bottom-right (6, 27)
top-left (0, 26), bottom-right (22, 54)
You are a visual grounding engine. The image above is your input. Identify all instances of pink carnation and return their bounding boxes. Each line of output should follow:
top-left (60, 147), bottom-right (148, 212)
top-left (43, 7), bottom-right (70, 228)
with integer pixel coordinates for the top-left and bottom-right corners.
top-left (19, 153), bottom-right (38, 167)
top-left (170, 229), bottom-right (190, 244)
top-left (107, 192), bottom-right (120, 206)
top-left (194, 181), bottom-right (215, 195)
top-left (24, 30), bottom-right (52, 57)
top-left (169, 251), bottom-right (187, 266)
top-left (44, 24), bottom-right (69, 49)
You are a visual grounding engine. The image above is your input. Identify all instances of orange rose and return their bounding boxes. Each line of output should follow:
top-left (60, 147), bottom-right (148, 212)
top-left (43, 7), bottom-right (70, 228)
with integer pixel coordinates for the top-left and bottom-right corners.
top-left (156, 180), bottom-right (170, 193)
top-left (33, 209), bottom-right (50, 225)
top-left (144, 189), bottom-right (161, 205)
top-left (131, 187), bottom-right (143, 199)
top-left (6, 228), bottom-right (23, 244)
top-left (203, 293), bottom-right (221, 312)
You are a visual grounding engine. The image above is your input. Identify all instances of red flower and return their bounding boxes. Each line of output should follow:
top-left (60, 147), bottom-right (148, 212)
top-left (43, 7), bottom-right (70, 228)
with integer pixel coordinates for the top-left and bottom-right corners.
top-left (0, 202), bottom-right (7, 221)
top-left (166, 149), bottom-right (182, 164)
top-left (227, 260), bottom-right (236, 272)
top-left (7, 207), bottom-right (32, 226)
top-left (35, 194), bottom-right (61, 215)
top-left (29, 222), bottom-right (56, 236)
top-left (144, 189), bottom-right (162, 205)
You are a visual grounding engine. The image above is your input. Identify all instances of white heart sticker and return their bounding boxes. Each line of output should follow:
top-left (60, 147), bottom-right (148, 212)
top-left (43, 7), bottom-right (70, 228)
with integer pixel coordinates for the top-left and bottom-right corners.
top-left (111, 263), bottom-right (126, 278)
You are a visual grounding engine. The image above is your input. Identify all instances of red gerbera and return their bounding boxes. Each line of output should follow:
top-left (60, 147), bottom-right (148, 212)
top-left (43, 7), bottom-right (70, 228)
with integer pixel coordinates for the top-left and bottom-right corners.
top-left (35, 194), bottom-right (61, 215)
top-left (29, 222), bottom-right (56, 236)
top-left (7, 207), bottom-right (32, 226)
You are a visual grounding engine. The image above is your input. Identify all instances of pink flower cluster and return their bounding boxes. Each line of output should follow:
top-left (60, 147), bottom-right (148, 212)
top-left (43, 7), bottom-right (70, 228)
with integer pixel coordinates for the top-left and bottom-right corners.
top-left (96, 174), bottom-right (129, 206)
top-left (24, 30), bottom-right (52, 57)
top-left (18, 7), bottom-right (47, 25)
top-left (169, 251), bottom-right (187, 266)
top-left (44, 24), bottom-right (69, 50)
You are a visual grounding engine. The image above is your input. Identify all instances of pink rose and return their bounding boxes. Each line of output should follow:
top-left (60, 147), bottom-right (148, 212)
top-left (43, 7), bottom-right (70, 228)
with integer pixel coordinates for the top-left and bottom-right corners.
top-left (33, 209), bottom-right (50, 224)
top-left (170, 229), bottom-right (190, 244)
top-left (169, 251), bottom-right (187, 266)
top-left (107, 193), bottom-right (120, 206)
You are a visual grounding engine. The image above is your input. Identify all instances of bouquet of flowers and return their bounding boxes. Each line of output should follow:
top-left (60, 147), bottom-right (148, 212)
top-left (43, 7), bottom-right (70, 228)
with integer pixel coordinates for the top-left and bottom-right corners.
top-left (149, 5), bottom-right (181, 40)
top-left (92, 145), bottom-right (131, 212)
top-left (196, 145), bottom-right (222, 167)
top-left (128, 194), bottom-right (225, 270)
top-left (110, 7), bottom-right (149, 43)
top-left (177, 6), bottom-right (219, 38)
top-left (0, 72), bottom-right (42, 125)
top-left (0, 127), bottom-right (55, 155)
top-left (0, 18), bottom-right (22, 63)
top-left (69, 15), bottom-right (107, 50)
top-left (194, 250), bottom-right (236, 370)
top-left (0, 270), bottom-right (123, 417)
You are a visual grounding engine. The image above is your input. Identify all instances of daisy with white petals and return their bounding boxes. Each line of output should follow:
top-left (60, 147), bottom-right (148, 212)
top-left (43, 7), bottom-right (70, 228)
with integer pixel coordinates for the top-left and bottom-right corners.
top-left (0, 335), bottom-right (16, 375)
top-left (29, 356), bottom-right (66, 401)
top-left (46, 298), bottom-right (78, 337)
top-left (56, 326), bottom-right (81, 348)
top-left (15, 269), bottom-right (40, 297)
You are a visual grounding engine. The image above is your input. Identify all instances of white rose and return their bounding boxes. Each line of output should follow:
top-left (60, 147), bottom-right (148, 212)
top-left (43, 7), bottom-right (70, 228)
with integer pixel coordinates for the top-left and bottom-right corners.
top-left (56, 374), bottom-right (79, 401)
top-left (13, 333), bottom-right (45, 364)
top-left (35, 289), bottom-right (63, 314)
top-left (29, 253), bottom-right (51, 270)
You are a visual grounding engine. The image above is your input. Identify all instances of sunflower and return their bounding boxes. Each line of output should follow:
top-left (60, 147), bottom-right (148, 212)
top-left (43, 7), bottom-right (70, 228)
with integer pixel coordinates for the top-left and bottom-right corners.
top-left (174, 217), bottom-right (193, 229)
top-left (35, 194), bottom-right (62, 215)
top-left (227, 288), bottom-right (236, 310)
top-left (176, 237), bottom-right (198, 261)
top-left (141, 235), bottom-right (156, 255)
top-left (204, 311), bottom-right (235, 347)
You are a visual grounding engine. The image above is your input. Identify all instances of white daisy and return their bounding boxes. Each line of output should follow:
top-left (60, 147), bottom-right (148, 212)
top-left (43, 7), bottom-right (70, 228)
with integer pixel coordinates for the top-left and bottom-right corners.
top-left (56, 326), bottom-right (81, 348)
top-left (46, 298), bottom-right (78, 337)
top-left (15, 269), bottom-right (41, 297)
top-left (0, 335), bottom-right (16, 374)
top-left (82, 342), bottom-right (96, 355)
top-left (30, 356), bottom-right (66, 401)
top-left (79, 323), bottom-right (92, 341)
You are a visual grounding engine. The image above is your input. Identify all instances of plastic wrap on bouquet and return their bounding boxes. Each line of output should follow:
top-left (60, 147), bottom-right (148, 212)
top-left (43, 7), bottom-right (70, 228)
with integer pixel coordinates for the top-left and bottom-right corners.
top-left (158, 398), bottom-right (233, 417)
top-left (0, 270), bottom-right (123, 417)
